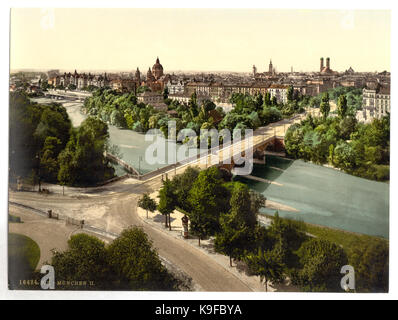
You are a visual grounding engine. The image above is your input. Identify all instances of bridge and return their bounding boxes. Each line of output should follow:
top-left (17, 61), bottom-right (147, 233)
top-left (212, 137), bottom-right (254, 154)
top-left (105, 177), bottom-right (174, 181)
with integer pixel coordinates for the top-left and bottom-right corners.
top-left (104, 151), bottom-right (140, 177)
top-left (43, 90), bottom-right (92, 102)
top-left (135, 114), bottom-right (306, 182)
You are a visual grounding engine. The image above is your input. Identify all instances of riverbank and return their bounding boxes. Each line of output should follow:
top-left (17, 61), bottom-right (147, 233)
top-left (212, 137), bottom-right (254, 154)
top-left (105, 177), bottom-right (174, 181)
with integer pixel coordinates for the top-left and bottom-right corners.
top-left (265, 199), bottom-right (299, 213)
top-left (261, 212), bottom-right (388, 249)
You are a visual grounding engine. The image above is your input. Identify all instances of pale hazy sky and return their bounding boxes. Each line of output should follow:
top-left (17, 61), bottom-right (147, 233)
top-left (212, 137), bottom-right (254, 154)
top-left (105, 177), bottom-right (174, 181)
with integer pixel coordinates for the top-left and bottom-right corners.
top-left (10, 8), bottom-right (390, 73)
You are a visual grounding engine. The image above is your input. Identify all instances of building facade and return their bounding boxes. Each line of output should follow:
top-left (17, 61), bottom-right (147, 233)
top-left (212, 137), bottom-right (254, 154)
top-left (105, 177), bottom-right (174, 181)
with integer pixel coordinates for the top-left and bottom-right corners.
top-left (267, 84), bottom-right (289, 104)
top-left (362, 83), bottom-right (390, 120)
top-left (48, 70), bottom-right (110, 89)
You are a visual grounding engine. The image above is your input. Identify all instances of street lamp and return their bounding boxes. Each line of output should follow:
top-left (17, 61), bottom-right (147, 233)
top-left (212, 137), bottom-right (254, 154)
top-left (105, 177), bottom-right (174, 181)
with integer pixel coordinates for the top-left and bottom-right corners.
top-left (138, 156), bottom-right (142, 178)
top-left (35, 153), bottom-right (41, 192)
top-left (175, 142), bottom-right (177, 175)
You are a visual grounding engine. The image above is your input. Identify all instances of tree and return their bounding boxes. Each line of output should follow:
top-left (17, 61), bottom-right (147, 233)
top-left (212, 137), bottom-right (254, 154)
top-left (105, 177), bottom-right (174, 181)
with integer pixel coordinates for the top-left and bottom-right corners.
top-left (267, 212), bottom-right (306, 268)
top-left (271, 96), bottom-right (278, 106)
top-left (214, 183), bottom-right (262, 266)
top-left (40, 136), bottom-right (62, 182)
top-left (294, 238), bottom-right (348, 292)
top-left (229, 182), bottom-right (259, 229)
top-left (215, 219), bottom-right (250, 267)
top-left (337, 94), bottom-right (348, 118)
top-left (138, 193), bottom-right (157, 219)
top-left (255, 93), bottom-right (263, 109)
top-left (50, 233), bottom-right (109, 289)
top-left (332, 141), bottom-right (356, 172)
top-left (320, 92), bottom-right (330, 120)
top-left (110, 109), bottom-right (126, 128)
top-left (157, 177), bottom-right (176, 230)
top-left (287, 86), bottom-right (294, 102)
top-left (188, 167), bottom-right (229, 245)
top-left (170, 166), bottom-right (200, 211)
top-left (263, 92), bottom-right (271, 106)
top-left (348, 239), bottom-right (389, 292)
top-left (58, 117), bottom-right (114, 186)
top-left (245, 248), bottom-right (285, 292)
top-left (163, 87), bottom-right (169, 100)
top-left (107, 227), bottom-right (175, 290)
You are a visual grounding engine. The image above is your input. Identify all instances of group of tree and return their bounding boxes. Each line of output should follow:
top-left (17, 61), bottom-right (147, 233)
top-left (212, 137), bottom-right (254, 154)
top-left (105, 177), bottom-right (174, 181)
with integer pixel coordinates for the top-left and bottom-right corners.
top-left (285, 93), bottom-right (389, 181)
top-left (49, 228), bottom-right (179, 290)
top-left (220, 88), bottom-right (305, 134)
top-left (83, 87), bottom-right (306, 145)
top-left (9, 92), bottom-right (115, 187)
top-left (247, 213), bottom-right (388, 293)
top-left (308, 86), bottom-right (363, 115)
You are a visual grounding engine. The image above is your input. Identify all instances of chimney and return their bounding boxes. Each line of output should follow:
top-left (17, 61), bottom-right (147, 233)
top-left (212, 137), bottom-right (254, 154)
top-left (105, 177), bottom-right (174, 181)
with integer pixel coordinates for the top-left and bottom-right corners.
top-left (320, 57), bottom-right (324, 72)
top-left (326, 57), bottom-right (330, 69)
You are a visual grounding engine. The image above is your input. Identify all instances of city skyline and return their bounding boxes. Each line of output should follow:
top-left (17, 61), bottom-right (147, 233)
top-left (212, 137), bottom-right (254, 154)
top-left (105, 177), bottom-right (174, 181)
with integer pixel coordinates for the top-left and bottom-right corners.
top-left (10, 8), bottom-right (390, 73)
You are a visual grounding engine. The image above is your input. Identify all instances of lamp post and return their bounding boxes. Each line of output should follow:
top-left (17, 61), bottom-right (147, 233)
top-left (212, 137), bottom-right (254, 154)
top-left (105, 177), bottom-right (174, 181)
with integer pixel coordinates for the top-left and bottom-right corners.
top-left (138, 156), bottom-right (142, 178)
top-left (175, 142), bottom-right (177, 175)
top-left (35, 153), bottom-right (41, 192)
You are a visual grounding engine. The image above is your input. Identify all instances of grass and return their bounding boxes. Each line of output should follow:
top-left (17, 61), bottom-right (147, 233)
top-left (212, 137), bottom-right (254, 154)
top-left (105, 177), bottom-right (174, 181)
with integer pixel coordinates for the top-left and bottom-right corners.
top-left (262, 213), bottom-right (388, 251)
top-left (8, 233), bottom-right (41, 289)
top-left (303, 222), bottom-right (388, 250)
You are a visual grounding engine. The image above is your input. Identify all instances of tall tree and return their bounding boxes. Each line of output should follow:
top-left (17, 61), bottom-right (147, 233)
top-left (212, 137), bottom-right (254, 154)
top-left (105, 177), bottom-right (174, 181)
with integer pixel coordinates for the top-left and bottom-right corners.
top-left (157, 177), bottom-right (176, 230)
top-left (337, 94), bottom-right (348, 118)
top-left (188, 167), bottom-right (229, 245)
top-left (320, 92), bottom-right (330, 120)
top-left (215, 218), bottom-right (250, 267)
top-left (287, 86), bottom-right (294, 102)
top-left (163, 87), bottom-right (169, 100)
top-left (245, 248), bottom-right (285, 292)
top-left (294, 238), bottom-right (348, 292)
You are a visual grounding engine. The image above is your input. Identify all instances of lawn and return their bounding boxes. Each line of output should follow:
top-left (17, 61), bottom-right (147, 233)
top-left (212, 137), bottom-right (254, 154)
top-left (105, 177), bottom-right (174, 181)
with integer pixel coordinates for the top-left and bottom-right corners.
top-left (8, 233), bottom-right (41, 288)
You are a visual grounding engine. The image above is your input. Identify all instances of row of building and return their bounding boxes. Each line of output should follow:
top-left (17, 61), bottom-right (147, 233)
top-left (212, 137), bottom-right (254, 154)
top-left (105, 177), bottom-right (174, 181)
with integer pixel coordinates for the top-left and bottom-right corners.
top-left (40, 56), bottom-right (391, 122)
top-left (47, 57), bottom-right (170, 93)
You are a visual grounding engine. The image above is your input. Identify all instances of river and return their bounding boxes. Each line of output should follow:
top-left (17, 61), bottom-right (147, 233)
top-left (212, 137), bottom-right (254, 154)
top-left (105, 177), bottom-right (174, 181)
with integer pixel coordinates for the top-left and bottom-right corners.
top-left (32, 98), bottom-right (200, 175)
top-left (234, 157), bottom-right (389, 238)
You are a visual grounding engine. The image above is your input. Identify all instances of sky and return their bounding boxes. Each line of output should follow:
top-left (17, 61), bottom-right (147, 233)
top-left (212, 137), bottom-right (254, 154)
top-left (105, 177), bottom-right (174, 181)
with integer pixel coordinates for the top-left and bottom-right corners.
top-left (10, 8), bottom-right (391, 73)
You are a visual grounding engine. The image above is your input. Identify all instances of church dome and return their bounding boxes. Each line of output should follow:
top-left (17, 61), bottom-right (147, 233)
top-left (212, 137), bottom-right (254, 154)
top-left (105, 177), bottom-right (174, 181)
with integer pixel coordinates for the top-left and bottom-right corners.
top-left (152, 57), bottom-right (164, 80)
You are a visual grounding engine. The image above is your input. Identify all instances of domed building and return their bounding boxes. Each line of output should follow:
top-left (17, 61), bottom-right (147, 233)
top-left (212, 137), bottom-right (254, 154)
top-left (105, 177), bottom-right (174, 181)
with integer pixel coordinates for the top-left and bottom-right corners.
top-left (152, 57), bottom-right (164, 80)
top-left (141, 57), bottom-right (171, 92)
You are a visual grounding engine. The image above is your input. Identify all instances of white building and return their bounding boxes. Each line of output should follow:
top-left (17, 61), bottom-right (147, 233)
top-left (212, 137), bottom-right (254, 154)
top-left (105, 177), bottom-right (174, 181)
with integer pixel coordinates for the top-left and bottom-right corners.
top-left (166, 80), bottom-right (185, 95)
top-left (362, 83), bottom-right (390, 120)
top-left (267, 84), bottom-right (289, 104)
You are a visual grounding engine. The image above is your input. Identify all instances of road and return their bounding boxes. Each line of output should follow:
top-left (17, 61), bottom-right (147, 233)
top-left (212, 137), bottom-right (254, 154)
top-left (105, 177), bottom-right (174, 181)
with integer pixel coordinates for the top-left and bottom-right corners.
top-left (8, 113), bottom-right (307, 291)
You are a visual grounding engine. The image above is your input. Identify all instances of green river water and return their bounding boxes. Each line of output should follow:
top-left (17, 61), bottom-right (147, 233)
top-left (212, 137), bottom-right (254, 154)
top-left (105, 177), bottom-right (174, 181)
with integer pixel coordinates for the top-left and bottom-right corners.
top-left (234, 157), bottom-right (389, 238)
